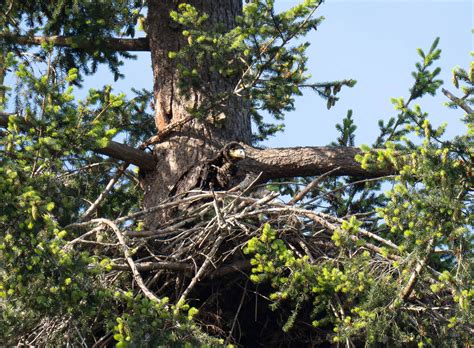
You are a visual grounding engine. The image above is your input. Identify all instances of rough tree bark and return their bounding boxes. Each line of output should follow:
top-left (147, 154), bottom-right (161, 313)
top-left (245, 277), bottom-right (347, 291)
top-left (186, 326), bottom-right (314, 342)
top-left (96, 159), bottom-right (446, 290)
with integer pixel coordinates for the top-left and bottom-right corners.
top-left (0, 1), bottom-right (393, 226)
top-left (239, 145), bottom-right (393, 179)
top-left (0, 112), bottom-right (392, 178)
top-left (143, 0), bottom-right (252, 226)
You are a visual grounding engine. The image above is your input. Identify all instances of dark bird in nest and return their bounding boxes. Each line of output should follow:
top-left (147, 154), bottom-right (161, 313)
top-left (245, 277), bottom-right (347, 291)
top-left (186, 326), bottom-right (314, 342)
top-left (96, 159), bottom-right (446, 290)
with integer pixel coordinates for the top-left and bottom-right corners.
top-left (200, 142), bottom-right (246, 190)
top-left (169, 142), bottom-right (247, 196)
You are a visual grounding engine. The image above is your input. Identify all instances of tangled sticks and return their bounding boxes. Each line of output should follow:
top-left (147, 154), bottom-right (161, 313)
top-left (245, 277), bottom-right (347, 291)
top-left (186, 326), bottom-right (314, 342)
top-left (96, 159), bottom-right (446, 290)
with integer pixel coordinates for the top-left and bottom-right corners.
top-left (69, 184), bottom-right (410, 297)
top-left (64, 177), bottom-right (468, 343)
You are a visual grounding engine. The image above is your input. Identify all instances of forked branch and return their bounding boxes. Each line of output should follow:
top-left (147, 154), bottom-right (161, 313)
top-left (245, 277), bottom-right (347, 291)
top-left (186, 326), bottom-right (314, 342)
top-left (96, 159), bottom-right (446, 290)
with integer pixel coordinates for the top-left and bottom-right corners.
top-left (1, 111), bottom-right (392, 179)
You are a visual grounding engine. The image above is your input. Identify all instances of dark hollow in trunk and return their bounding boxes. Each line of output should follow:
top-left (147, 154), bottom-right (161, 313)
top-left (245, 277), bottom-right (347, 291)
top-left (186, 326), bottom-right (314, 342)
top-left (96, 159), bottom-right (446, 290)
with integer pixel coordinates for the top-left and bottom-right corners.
top-left (143, 0), bottom-right (251, 227)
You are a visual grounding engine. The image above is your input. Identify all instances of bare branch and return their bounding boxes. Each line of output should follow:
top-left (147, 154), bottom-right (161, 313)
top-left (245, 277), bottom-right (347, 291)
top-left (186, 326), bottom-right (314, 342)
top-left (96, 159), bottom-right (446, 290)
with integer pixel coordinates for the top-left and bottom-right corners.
top-left (80, 162), bottom-right (130, 221)
top-left (225, 280), bottom-right (249, 345)
top-left (176, 234), bottom-right (225, 306)
top-left (319, 212), bottom-right (400, 250)
top-left (289, 166), bottom-right (341, 205)
top-left (253, 206), bottom-right (401, 261)
top-left (64, 225), bottom-right (105, 249)
top-left (97, 218), bottom-right (162, 303)
top-left (1, 112), bottom-right (395, 178)
top-left (0, 112), bottom-right (156, 171)
top-left (112, 261), bottom-right (193, 273)
top-left (1, 33), bottom-right (150, 51)
top-left (442, 88), bottom-right (474, 115)
top-left (239, 145), bottom-right (394, 179)
top-left (111, 259), bottom-right (251, 279)
top-left (395, 238), bottom-right (436, 306)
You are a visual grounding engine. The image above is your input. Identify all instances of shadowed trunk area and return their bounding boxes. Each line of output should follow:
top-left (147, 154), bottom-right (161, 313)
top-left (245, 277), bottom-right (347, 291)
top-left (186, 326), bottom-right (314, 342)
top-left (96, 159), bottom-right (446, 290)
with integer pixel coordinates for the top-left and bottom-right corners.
top-left (143, 0), bottom-right (252, 227)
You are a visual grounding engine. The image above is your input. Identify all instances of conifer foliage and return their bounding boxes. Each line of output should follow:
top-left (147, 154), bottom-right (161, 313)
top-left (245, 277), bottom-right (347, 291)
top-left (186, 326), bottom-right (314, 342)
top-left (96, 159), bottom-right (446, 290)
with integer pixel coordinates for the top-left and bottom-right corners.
top-left (1, 0), bottom-right (472, 346)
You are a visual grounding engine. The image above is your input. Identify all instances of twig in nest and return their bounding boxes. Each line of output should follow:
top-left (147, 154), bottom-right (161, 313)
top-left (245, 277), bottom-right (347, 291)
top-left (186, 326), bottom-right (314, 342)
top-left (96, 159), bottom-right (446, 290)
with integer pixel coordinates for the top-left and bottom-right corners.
top-left (64, 225), bottom-right (105, 250)
top-left (212, 190), bottom-right (226, 228)
top-left (97, 218), bottom-right (162, 303)
top-left (80, 162), bottom-right (129, 222)
top-left (66, 192), bottom-right (213, 230)
top-left (176, 234), bottom-right (225, 306)
top-left (225, 172), bottom-right (264, 213)
top-left (289, 166), bottom-right (341, 205)
top-left (225, 279), bottom-right (249, 345)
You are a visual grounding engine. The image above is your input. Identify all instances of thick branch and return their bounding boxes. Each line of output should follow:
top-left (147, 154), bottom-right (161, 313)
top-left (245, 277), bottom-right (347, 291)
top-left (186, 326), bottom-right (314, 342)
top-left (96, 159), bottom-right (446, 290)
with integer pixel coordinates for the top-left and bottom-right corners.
top-left (99, 218), bottom-right (161, 303)
top-left (1, 112), bottom-right (393, 177)
top-left (1, 34), bottom-right (150, 51)
top-left (95, 141), bottom-right (155, 171)
top-left (239, 145), bottom-right (393, 179)
top-left (442, 88), bottom-right (474, 115)
top-left (112, 261), bottom-right (193, 273)
top-left (0, 112), bottom-right (155, 171)
top-left (111, 259), bottom-right (251, 280)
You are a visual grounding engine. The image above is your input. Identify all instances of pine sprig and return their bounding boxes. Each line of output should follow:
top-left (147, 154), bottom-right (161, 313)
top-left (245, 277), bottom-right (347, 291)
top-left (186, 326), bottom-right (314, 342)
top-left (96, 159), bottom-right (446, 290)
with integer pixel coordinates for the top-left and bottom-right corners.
top-left (169, 1), bottom-right (357, 141)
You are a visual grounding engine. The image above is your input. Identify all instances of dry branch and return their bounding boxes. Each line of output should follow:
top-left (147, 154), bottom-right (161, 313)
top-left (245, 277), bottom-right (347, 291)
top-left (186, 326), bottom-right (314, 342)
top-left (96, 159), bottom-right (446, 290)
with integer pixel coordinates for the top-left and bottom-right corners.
top-left (442, 88), bottom-right (474, 115)
top-left (1, 111), bottom-right (393, 178)
top-left (80, 162), bottom-right (130, 221)
top-left (1, 33), bottom-right (150, 51)
top-left (97, 218), bottom-right (161, 303)
top-left (59, 182), bottom-right (463, 344)
top-left (396, 237), bottom-right (436, 305)
top-left (176, 234), bottom-right (225, 306)
top-left (289, 166), bottom-right (341, 205)
top-left (111, 261), bottom-right (193, 273)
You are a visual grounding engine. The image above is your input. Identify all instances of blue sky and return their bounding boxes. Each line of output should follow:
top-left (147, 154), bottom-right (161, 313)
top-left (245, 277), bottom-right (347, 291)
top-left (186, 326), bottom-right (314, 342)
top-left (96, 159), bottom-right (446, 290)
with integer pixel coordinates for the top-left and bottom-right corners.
top-left (82, 0), bottom-right (472, 148)
top-left (270, 0), bottom-right (473, 147)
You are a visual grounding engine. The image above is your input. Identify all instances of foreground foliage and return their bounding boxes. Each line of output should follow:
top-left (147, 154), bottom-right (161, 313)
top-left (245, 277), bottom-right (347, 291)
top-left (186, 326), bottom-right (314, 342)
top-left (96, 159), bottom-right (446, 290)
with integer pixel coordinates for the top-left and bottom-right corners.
top-left (1, 0), bottom-right (473, 346)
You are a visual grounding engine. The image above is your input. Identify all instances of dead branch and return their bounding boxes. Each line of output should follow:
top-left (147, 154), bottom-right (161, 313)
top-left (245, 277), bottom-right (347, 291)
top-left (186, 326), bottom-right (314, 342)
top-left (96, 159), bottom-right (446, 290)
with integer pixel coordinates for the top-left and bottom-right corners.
top-left (111, 260), bottom-right (251, 278)
top-left (442, 88), bottom-right (474, 115)
top-left (289, 166), bottom-right (341, 205)
top-left (97, 218), bottom-right (161, 303)
top-left (1, 112), bottom-right (395, 179)
top-left (1, 33), bottom-right (150, 51)
top-left (318, 212), bottom-right (400, 250)
top-left (64, 225), bottom-right (105, 249)
top-left (111, 261), bottom-right (193, 273)
top-left (176, 235), bottom-right (225, 306)
top-left (225, 280), bottom-right (249, 345)
top-left (395, 237), bottom-right (436, 305)
top-left (139, 115), bottom-right (195, 149)
top-left (80, 163), bottom-right (130, 221)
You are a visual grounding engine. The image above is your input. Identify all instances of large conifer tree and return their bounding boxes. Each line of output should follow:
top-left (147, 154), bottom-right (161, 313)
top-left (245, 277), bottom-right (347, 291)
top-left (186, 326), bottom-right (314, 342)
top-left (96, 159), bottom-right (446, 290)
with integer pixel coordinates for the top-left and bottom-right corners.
top-left (1, 1), bottom-right (472, 346)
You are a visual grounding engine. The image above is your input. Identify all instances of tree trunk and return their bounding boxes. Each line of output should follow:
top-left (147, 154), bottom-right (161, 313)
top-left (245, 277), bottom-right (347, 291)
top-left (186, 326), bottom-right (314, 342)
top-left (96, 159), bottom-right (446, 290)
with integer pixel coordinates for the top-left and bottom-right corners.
top-left (143, 0), bottom-right (251, 226)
